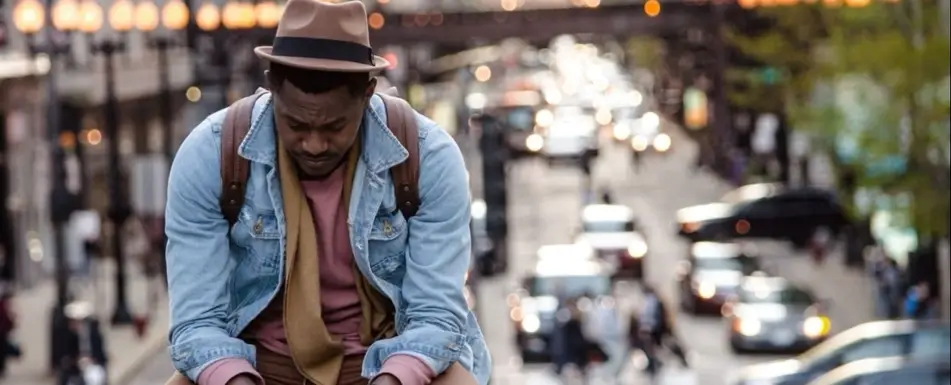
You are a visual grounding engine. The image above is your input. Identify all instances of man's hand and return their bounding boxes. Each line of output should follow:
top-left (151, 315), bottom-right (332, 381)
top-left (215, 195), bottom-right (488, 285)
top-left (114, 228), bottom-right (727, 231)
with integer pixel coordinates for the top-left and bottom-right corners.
top-left (225, 374), bottom-right (259, 385)
top-left (370, 373), bottom-right (402, 385)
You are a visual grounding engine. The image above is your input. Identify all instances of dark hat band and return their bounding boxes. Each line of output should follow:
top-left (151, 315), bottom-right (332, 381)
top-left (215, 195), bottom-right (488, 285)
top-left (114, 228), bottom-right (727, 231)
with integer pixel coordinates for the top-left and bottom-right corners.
top-left (271, 36), bottom-right (374, 65)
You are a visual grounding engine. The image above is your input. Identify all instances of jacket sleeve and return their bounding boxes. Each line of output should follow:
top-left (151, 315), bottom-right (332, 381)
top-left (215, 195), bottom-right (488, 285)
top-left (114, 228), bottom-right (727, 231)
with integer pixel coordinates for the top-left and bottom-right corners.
top-left (165, 117), bottom-right (257, 381)
top-left (364, 117), bottom-right (472, 377)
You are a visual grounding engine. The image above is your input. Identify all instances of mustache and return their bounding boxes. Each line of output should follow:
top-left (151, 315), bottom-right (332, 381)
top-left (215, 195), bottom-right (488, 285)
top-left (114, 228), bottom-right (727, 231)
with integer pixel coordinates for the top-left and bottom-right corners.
top-left (294, 152), bottom-right (338, 163)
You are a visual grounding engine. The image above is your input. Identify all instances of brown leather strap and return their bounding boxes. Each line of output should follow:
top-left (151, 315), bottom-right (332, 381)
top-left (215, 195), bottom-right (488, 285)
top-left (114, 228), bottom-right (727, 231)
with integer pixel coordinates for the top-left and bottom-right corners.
top-left (220, 91), bottom-right (266, 227)
top-left (379, 93), bottom-right (420, 219)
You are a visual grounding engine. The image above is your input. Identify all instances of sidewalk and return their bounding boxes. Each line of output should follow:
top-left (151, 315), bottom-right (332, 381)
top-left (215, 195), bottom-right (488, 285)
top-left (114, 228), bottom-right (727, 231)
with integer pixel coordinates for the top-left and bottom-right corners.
top-left (4, 259), bottom-right (169, 385)
top-left (663, 122), bottom-right (878, 333)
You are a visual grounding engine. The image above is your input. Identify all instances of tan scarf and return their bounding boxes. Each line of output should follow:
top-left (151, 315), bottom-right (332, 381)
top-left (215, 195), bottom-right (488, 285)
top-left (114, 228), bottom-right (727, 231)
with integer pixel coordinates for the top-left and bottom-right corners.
top-left (277, 136), bottom-right (395, 385)
top-left (278, 136), bottom-right (348, 385)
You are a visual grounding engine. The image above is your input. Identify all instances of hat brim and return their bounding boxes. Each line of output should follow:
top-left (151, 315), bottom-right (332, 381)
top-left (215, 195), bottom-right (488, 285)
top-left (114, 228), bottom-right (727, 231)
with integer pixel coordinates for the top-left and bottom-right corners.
top-left (254, 46), bottom-right (390, 73)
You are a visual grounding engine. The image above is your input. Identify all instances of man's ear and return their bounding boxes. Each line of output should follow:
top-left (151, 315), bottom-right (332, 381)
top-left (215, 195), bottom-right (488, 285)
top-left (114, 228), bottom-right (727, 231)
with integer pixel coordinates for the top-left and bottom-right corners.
top-left (365, 77), bottom-right (378, 99)
top-left (264, 70), bottom-right (277, 91)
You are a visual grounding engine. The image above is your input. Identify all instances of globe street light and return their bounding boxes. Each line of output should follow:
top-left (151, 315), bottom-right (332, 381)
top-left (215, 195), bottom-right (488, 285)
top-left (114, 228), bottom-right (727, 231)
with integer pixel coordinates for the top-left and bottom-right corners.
top-left (12, 0), bottom-right (87, 375)
top-left (147, 0), bottom-right (190, 287)
top-left (89, 0), bottom-right (134, 326)
top-left (11, 0), bottom-right (46, 35)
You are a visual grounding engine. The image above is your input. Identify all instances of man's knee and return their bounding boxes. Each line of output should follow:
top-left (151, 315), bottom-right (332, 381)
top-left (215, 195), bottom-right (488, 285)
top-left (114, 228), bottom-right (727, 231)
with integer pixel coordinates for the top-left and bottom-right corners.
top-left (165, 372), bottom-right (194, 385)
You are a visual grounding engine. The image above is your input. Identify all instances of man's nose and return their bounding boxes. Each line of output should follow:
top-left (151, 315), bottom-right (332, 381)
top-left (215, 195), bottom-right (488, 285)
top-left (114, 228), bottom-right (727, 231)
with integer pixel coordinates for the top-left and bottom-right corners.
top-left (300, 132), bottom-right (329, 154)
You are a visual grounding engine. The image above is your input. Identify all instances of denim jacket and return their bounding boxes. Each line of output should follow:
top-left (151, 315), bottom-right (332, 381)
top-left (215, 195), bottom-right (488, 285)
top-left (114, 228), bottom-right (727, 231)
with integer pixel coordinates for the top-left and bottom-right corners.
top-left (165, 93), bottom-right (491, 384)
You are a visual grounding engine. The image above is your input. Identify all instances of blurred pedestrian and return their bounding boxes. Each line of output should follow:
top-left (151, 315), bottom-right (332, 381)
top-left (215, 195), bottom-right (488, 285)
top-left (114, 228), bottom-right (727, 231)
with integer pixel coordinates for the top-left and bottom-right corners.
top-left (601, 189), bottom-right (614, 205)
top-left (552, 298), bottom-right (592, 380)
top-left (869, 251), bottom-right (902, 319)
top-left (904, 282), bottom-right (937, 319)
top-left (637, 284), bottom-right (689, 377)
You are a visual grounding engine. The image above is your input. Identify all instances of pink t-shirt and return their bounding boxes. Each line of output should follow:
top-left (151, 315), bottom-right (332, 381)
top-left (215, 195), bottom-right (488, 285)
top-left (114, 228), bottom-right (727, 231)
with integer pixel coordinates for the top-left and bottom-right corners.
top-left (198, 166), bottom-right (434, 385)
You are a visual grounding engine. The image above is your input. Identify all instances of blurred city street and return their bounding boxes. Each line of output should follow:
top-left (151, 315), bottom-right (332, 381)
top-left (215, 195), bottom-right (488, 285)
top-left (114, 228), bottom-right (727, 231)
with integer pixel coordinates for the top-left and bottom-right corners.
top-left (468, 123), bottom-right (877, 385)
top-left (1, 0), bottom-right (947, 383)
top-left (120, 123), bottom-right (878, 385)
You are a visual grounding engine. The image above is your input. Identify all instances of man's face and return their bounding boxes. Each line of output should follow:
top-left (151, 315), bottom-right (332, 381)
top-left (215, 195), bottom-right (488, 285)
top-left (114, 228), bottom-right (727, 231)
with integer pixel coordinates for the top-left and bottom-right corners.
top-left (270, 74), bottom-right (375, 178)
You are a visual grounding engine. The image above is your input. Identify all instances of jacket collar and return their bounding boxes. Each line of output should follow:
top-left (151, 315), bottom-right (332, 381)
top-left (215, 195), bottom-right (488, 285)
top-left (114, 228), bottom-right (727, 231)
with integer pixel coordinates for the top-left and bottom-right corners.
top-left (238, 92), bottom-right (408, 175)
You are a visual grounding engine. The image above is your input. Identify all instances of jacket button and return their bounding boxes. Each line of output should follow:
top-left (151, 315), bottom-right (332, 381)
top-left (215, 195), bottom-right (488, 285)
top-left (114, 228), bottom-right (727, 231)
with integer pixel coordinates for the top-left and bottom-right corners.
top-left (253, 218), bottom-right (263, 234)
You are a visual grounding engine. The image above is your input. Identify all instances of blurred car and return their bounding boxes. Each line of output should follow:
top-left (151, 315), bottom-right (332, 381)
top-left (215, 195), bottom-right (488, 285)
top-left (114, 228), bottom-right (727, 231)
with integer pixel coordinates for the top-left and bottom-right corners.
top-left (723, 276), bottom-right (831, 353)
top-left (729, 320), bottom-right (951, 385)
top-left (508, 251), bottom-right (613, 362)
top-left (541, 107), bottom-right (599, 165)
top-left (498, 104), bottom-right (544, 158)
top-left (806, 356), bottom-right (950, 385)
top-left (627, 112), bottom-right (672, 154)
top-left (676, 242), bottom-right (763, 314)
top-left (676, 183), bottom-right (848, 248)
top-left (575, 204), bottom-right (647, 279)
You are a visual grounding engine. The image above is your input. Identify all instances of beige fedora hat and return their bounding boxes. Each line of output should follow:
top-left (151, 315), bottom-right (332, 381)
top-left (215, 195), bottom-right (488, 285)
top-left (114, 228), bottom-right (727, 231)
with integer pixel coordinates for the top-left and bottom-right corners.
top-left (254, 0), bottom-right (389, 72)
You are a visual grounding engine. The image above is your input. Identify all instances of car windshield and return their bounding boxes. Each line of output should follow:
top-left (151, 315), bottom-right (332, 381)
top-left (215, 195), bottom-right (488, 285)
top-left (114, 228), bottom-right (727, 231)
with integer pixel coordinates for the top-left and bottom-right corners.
top-left (739, 287), bottom-right (814, 305)
top-left (506, 107), bottom-right (534, 131)
top-left (583, 220), bottom-right (635, 233)
top-left (694, 256), bottom-right (759, 274)
top-left (530, 275), bottom-right (612, 298)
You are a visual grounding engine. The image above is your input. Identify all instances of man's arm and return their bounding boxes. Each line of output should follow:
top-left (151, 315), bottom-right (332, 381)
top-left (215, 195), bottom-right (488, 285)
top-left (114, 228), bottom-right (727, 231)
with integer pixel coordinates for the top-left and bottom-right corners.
top-left (366, 119), bottom-right (472, 381)
top-left (166, 118), bottom-right (258, 382)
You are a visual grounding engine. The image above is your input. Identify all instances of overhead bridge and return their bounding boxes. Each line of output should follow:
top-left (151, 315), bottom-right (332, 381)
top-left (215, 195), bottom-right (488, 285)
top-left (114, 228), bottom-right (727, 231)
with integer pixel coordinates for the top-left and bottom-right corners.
top-left (367, 3), bottom-right (714, 46)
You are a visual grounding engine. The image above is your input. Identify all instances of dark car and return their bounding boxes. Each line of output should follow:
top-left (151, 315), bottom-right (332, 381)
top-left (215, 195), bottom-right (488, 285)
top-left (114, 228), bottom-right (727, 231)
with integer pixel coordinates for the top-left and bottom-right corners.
top-left (676, 183), bottom-right (849, 248)
top-left (724, 276), bottom-right (831, 353)
top-left (507, 255), bottom-right (613, 362)
top-left (806, 356), bottom-right (950, 385)
top-left (729, 320), bottom-right (951, 385)
top-left (676, 242), bottom-right (764, 314)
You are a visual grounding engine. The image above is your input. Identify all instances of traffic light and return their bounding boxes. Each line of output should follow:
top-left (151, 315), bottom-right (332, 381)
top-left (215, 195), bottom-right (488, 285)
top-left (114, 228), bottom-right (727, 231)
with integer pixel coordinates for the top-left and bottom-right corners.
top-left (644, 0), bottom-right (661, 17)
top-left (477, 114), bottom-right (509, 275)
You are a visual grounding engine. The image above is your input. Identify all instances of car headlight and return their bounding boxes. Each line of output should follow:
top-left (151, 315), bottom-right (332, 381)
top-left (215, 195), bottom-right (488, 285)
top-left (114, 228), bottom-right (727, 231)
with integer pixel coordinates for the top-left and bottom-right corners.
top-left (631, 135), bottom-right (649, 151)
top-left (802, 316), bottom-right (831, 338)
top-left (735, 317), bottom-right (762, 336)
top-left (521, 314), bottom-right (540, 333)
top-left (612, 124), bottom-right (631, 141)
top-left (627, 242), bottom-right (648, 258)
top-left (693, 281), bottom-right (716, 299)
top-left (525, 134), bottom-right (544, 152)
top-left (653, 133), bottom-right (671, 152)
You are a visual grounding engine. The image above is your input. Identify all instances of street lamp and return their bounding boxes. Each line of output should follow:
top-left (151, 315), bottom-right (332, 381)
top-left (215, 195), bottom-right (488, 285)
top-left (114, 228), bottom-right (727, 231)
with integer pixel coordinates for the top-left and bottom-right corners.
top-left (11, 0), bottom-right (86, 375)
top-left (143, 0), bottom-right (190, 287)
top-left (83, 0), bottom-right (135, 326)
top-left (256, 1), bottom-right (281, 29)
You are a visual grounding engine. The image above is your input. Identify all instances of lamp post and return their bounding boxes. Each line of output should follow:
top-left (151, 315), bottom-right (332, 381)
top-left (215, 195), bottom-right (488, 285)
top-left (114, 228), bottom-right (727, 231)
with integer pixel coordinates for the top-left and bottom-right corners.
top-left (11, 0), bottom-right (85, 374)
top-left (190, 0), bottom-right (267, 109)
top-left (83, 0), bottom-right (135, 325)
top-left (139, 0), bottom-right (189, 286)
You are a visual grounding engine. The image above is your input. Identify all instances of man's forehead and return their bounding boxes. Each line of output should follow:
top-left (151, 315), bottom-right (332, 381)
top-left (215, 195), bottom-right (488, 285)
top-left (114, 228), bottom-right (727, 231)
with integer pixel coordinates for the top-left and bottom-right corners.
top-left (278, 87), bottom-right (354, 119)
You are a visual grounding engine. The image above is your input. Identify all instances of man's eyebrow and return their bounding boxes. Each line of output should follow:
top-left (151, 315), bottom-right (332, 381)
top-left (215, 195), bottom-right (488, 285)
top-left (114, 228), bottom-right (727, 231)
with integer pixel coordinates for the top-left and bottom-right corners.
top-left (325, 117), bottom-right (347, 127)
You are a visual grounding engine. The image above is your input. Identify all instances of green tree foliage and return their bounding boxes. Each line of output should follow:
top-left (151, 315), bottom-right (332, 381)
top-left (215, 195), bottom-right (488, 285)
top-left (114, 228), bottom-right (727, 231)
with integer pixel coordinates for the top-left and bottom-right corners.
top-left (727, 1), bottom-right (951, 236)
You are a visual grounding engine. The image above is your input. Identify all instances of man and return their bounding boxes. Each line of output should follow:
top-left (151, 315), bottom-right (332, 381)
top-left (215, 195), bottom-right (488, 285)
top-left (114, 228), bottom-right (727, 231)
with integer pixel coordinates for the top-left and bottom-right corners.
top-left (637, 284), bottom-right (688, 376)
top-left (163, 1), bottom-right (490, 384)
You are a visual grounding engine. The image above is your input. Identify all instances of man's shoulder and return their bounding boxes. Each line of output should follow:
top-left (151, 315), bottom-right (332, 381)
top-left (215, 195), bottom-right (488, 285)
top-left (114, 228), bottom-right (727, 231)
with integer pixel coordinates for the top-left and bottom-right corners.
top-left (409, 109), bottom-right (459, 157)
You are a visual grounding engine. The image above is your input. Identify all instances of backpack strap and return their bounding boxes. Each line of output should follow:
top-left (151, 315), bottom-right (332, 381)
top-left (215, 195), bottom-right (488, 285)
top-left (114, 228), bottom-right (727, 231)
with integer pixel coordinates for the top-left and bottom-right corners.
top-left (220, 91), bottom-right (266, 227)
top-left (378, 93), bottom-right (421, 219)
